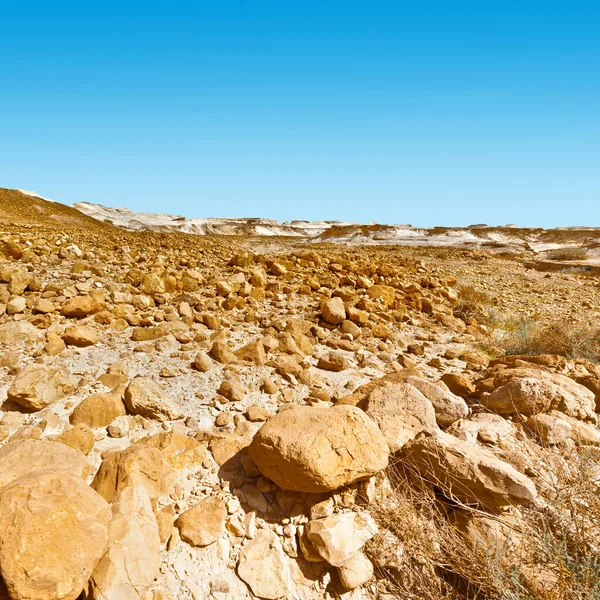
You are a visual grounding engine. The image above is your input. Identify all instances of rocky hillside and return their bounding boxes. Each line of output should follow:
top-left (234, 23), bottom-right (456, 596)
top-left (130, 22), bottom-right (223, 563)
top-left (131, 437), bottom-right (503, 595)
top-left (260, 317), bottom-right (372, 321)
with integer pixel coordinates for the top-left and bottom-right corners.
top-left (0, 216), bottom-right (600, 599)
top-left (0, 189), bottom-right (114, 231)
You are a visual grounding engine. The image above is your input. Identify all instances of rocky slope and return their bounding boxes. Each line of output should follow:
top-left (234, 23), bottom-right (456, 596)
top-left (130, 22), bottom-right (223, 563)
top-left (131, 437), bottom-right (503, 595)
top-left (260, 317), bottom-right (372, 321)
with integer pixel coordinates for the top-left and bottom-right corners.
top-left (0, 190), bottom-right (599, 599)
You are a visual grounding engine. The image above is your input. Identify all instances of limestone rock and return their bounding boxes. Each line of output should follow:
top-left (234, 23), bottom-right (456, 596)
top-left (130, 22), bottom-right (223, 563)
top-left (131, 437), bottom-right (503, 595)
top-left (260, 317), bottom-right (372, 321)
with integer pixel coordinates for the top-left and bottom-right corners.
top-left (175, 496), bottom-right (226, 547)
top-left (55, 424), bottom-right (95, 455)
top-left (306, 511), bottom-right (378, 567)
top-left (482, 368), bottom-right (596, 420)
top-left (61, 296), bottom-right (98, 318)
top-left (337, 551), bottom-right (374, 589)
top-left (209, 341), bottom-right (236, 364)
top-left (137, 431), bottom-right (210, 470)
top-left (0, 321), bottom-right (43, 345)
top-left (7, 364), bottom-right (76, 411)
top-left (193, 352), bottom-right (212, 372)
top-left (402, 428), bottom-right (537, 507)
top-left (317, 351), bottom-right (348, 372)
top-left (86, 486), bottom-right (160, 600)
top-left (404, 376), bottom-right (469, 427)
top-left (0, 439), bottom-right (87, 491)
top-left (62, 325), bottom-right (100, 347)
top-left (70, 391), bottom-right (127, 428)
top-left (248, 405), bottom-right (389, 493)
top-left (237, 530), bottom-right (292, 599)
top-left (124, 378), bottom-right (183, 422)
top-left (92, 446), bottom-right (173, 508)
top-left (359, 381), bottom-right (438, 451)
top-left (0, 470), bottom-right (111, 600)
top-left (322, 297), bottom-right (346, 325)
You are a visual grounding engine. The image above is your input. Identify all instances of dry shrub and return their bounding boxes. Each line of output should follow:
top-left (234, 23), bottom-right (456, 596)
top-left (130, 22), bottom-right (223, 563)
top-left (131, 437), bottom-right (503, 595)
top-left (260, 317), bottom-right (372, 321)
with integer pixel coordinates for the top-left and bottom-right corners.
top-left (545, 247), bottom-right (588, 261)
top-left (496, 319), bottom-right (600, 362)
top-left (453, 285), bottom-right (494, 322)
top-left (368, 446), bottom-right (600, 599)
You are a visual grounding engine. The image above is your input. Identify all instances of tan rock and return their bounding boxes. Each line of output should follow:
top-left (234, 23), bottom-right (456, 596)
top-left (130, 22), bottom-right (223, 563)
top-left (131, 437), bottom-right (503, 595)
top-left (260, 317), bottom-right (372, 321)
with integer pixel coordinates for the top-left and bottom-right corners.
top-left (61, 296), bottom-right (98, 318)
top-left (404, 376), bottom-right (469, 427)
top-left (208, 433), bottom-right (251, 467)
top-left (218, 378), bottom-right (246, 402)
top-left (33, 299), bottom-right (55, 314)
top-left (322, 297), bottom-right (346, 325)
top-left (193, 351), bottom-right (212, 372)
top-left (7, 364), bottom-right (76, 411)
top-left (92, 446), bottom-right (173, 508)
top-left (366, 284), bottom-right (395, 306)
top-left (441, 373), bottom-right (475, 397)
top-left (176, 496), bottom-right (226, 547)
top-left (86, 486), bottom-right (160, 600)
top-left (63, 325), bottom-right (99, 347)
top-left (0, 470), bottom-right (111, 600)
top-left (45, 338), bottom-right (67, 356)
top-left (0, 439), bottom-right (87, 491)
top-left (55, 424), bottom-right (95, 455)
top-left (70, 392), bottom-right (127, 428)
top-left (402, 428), bottom-right (537, 507)
top-left (137, 431), bottom-right (210, 470)
top-left (209, 340), bottom-right (236, 364)
top-left (306, 511), bottom-right (378, 567)
top-left (237, 530), bottom-right (292, 599)
top-left (526, 412), bottom-right (572, 445)
top-left (124, 378), bottom-right (183, 421)
top-left (483, 368), bottom-right (596, 421)
top-left (317, 351), bottom-right (348, 372)
top-left (248, 405), bottom-right (389, 493)
top-left (234, 340), bottom-right (267, 365)
top-left (337, 551), bottom-right (374, 589)
top-left (0, 321), bottom-right (43, 345)
top-left (359, 381), bottom-right (437, 451)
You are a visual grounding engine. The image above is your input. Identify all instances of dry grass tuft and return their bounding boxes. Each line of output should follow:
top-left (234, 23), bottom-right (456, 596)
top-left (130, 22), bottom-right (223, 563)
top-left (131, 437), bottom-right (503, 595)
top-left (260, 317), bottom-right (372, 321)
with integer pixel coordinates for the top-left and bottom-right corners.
top-left (492, 318), bottom-right (600, 362)
top-left (368, 446), bottom-right (600, 599)
top-left (453, 285), bottom-right (495, 323)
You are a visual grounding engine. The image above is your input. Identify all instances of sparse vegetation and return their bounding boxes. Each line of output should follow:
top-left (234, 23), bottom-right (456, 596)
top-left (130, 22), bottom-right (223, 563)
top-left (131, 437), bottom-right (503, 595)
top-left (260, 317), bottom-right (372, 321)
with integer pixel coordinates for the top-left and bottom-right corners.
top-left (369, 447), bottom-right (600, 599)
top-left (492, 317), bottom-right (600, 362)
top-left (453, 284), bottom-right (495, 322)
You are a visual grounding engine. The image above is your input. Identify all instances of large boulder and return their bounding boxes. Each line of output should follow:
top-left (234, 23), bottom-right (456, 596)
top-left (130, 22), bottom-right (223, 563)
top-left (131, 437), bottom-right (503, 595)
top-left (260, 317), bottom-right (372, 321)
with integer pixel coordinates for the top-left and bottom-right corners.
top-left (357, 381), bottom-right (438, 451)
top-left (0, 470), bottom-right (111, 600)
top-left (7, 364), bottom-right (76, 411)
top-left (248, 405), bottom-right (388, 493)
top-left (70, 391), bottom-right (127, 428)
top-left (85, 486), bottom-right (160, 600)
top-left (403, 376), bottom-right (469, 427)
top-left (123, 378), bottom-right (183, 422)
top-left (482, 368), bottom-right (596, 421)
top-left (91, 446), bottom-right (173, 508)
top-left (0, 439), bottom-right (87, 491)
top-left (402, 428), bottom-right (537, 508)
top-left (136, 431), bottom-right (211, 470)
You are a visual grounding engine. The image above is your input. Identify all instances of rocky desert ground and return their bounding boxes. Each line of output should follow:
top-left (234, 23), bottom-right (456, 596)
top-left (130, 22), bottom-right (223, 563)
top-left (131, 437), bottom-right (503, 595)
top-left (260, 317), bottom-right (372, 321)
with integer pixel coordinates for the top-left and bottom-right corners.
top-left (1, 187), bottom-right (600, 600)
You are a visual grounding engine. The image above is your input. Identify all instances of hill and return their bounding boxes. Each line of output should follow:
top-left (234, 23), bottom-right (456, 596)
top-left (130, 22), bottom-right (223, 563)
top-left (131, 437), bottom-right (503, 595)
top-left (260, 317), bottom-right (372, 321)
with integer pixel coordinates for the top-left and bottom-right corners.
top-left (0, 188), bottom-right (114, 231)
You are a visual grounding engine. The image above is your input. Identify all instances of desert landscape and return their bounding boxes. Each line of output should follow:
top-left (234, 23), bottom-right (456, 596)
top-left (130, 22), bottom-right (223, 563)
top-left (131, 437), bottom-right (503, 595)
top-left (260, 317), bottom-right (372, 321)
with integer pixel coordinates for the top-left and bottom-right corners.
top-left (0, 187), bottom-right (599, 599)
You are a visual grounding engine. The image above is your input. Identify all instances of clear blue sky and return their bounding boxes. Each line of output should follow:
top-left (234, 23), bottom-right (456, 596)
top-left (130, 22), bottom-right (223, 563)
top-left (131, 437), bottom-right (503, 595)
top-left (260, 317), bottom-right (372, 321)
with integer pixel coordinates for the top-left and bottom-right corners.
top-left (1, 1), bottom-right (598, 227)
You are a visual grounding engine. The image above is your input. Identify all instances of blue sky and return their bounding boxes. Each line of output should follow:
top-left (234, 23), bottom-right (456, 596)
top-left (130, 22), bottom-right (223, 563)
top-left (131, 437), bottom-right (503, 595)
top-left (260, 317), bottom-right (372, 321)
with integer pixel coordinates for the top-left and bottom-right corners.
top-left (1, 1), bottom-right (598, 227)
